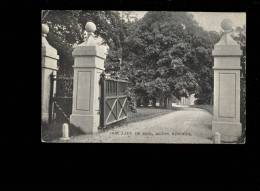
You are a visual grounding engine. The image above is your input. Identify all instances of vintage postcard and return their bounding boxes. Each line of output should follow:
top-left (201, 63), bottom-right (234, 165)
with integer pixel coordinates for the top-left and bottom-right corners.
top-left (41, 11), bottom-right (246, 144)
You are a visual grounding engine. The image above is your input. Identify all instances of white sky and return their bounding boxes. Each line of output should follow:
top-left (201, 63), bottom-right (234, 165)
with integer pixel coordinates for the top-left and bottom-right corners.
top-left (130, 11), bottom-right (246, 32)
top-left (191, 12), bottom-right (246, 32)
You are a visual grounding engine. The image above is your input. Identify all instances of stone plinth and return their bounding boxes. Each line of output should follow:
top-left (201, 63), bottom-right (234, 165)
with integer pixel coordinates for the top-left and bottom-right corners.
top-left (41, 24), bottom-right (59, 123)
top-left (70, 22), bottom-right (107, 134)
top-left (212, 19), bottom-right (242, 142)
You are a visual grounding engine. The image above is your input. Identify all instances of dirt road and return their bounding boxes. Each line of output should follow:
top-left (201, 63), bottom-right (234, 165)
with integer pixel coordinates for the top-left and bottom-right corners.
top-left (58, 107), bottom-right (213, 143)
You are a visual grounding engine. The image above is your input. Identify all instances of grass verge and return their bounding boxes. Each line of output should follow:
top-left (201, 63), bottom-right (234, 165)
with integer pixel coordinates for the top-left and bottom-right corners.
top-left (126, 107), bottom-right (175, 124)
top-left (190, 104), bottom-right (213, 114)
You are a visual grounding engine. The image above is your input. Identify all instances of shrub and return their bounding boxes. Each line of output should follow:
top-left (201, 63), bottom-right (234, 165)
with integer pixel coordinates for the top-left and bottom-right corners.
top-left (239, 76), bottom-right (246, 143)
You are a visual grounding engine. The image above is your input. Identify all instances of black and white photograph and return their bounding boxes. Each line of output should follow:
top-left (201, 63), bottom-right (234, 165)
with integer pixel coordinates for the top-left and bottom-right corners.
top-left (41, 10), bottom-right (246, 144)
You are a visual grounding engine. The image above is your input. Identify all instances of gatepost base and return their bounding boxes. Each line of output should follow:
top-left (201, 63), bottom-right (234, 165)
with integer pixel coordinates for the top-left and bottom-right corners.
top-left (41, 113), bottom-right (49, 124)
top-left (212, 120), bottom-right (242, 142)
top-left (70, 114), bottom-right (100, 134)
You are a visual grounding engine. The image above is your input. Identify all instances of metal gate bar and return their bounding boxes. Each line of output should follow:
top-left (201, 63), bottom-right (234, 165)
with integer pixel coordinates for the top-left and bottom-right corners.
top-left (49, 72), bottom-right (73, 124)
top-left (100, 74), bottom-right (128, 128)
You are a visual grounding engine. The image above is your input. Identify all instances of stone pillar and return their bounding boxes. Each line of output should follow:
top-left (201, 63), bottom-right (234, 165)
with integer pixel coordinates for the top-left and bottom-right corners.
top-left (212, 19), bottom-right (242, 142)
top-left (42, 24), bottom-right (59, 123)
top-left (70, 22), bottom-right (107, 134)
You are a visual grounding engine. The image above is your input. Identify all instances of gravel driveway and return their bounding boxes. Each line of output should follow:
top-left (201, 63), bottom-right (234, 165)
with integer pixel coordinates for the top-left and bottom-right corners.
top-left (56, 107), bottom-right (213, 143)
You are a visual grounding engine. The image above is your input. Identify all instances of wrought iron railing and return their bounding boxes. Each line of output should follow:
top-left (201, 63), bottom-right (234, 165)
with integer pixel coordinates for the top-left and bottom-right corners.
top-left (49, 73), bottom-right (73, 124)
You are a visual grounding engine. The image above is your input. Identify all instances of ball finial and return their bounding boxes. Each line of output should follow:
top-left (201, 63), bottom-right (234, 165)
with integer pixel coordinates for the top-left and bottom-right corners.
top-left (85, 22), bottom-right (96, 33)
top-left (42, 24), bottom-right (49, 36)
top-left (221, 19), bottom-right (233, 32)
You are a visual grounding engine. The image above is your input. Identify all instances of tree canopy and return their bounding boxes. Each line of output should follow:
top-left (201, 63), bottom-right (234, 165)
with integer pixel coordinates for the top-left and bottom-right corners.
top-left (42, 10), bottom-right (221, 106)
top-left (42, 10), bottom-right (129, 75)
top-left (121, 12), bottom-right (220, 104)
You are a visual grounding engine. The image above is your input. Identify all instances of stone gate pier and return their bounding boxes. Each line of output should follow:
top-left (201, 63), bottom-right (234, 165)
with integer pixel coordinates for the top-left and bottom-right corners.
top-left (212, 19), bottom-right (242, 142)
top-left (70, 22), bottom-right (108, 133)
top-left (42, 24), bottom-right (59, 123)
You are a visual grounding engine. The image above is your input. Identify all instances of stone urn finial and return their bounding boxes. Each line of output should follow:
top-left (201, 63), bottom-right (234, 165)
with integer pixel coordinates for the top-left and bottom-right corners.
top-left (77, 22), bottom-right (99, 47)
top-left (42, 24), bottom-right (49, 37)
top-left (215, 18), bottom-right (237, 46)
top-left (221, 18), bottom-right (233, 33)
top-left (85, 22), bottom-right (96, 35)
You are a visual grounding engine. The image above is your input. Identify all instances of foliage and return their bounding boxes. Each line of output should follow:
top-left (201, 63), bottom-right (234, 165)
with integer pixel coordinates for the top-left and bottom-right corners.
top-left (232, 25), bottom-right (246, 142)
top-left (42, 10), bottom-right (137, 109)
top-left (126, 87), bottom-right (137, 112)
top-left (42, 10), bottom-right (82, 75)
top-left (42, 11), bottom-right (226, 111)
top-left (122, 12), bottom-right (220, 105)
top-left (240, 77), bottom-right (246, 143)
top-left (42, 10), bottom-right (130, 75)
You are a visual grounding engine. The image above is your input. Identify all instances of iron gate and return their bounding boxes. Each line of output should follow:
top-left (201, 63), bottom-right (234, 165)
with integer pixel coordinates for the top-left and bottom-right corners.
top-left (100, 74), bottom-right (129, 128)
top-left (49, 72), bottom-right (73, 124)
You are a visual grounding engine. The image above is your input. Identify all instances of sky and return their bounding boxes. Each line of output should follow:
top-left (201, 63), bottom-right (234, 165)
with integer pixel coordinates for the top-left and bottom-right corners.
top-left (130, 11), bottom-right (246, 32)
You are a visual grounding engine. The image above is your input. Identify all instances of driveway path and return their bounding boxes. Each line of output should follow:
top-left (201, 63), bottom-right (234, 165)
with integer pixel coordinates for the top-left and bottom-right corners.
top-left (58, 107), bottom-right (213, 143)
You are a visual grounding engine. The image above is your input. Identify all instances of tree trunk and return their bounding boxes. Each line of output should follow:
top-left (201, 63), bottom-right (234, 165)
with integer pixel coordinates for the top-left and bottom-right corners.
top-left (163, 98), bottom-right (167, 108)
top-left (152, 98), bottom-right (156, 107)
top-left (136, 98), bottom-right (141, 107)
top-left (159, 97), bottom-right (164, 108)
top-left (166, 96), bottom-right (172, 109)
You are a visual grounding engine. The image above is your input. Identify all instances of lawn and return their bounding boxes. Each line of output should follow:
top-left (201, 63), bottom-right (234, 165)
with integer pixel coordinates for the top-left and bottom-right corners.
top-left (190, 104), bottom-right (213, 114)
top-left (127, 107), bottom-right (175, 124)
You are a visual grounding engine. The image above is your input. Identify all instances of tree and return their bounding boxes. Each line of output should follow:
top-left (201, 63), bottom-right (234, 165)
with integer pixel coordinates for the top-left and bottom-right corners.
top-left (122, 11), bottom-right (220, 106)
top-left (42, 10), bottom-right (130, 76)
top-left (42, 11), bottom-right (222, 109)
top-left (42, 10), bottom-right (84, 75)
top-left (42, 10), bottom-right (138, 111)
